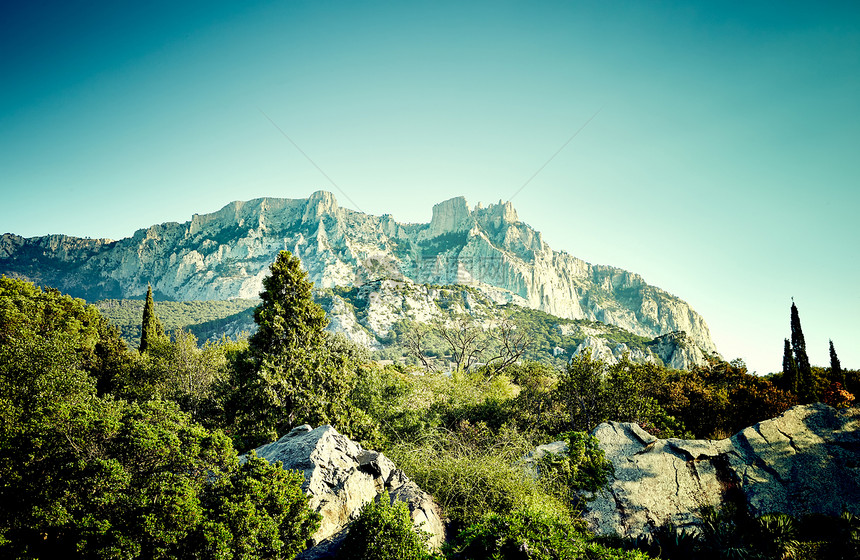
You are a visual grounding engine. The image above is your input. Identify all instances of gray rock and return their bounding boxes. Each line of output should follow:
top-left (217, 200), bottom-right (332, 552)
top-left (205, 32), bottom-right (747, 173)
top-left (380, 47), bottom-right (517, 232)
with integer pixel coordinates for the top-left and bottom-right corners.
top-left (249, 425), bottom-right (445, 558)
top-left (579, 404), bottom-right (860, 539)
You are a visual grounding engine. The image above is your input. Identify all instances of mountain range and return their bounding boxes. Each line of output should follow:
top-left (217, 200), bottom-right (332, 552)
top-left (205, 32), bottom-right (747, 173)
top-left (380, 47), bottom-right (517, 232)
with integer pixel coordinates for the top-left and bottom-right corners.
top-left (0, 191), bottom-right (717, 362)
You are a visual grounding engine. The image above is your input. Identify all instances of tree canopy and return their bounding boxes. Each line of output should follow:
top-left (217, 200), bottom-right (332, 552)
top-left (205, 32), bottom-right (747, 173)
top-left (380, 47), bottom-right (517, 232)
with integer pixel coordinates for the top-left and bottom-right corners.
top-left (225, 251), bottom-right (363, 450)
top-left (0, 276), bottom-right (320, 559)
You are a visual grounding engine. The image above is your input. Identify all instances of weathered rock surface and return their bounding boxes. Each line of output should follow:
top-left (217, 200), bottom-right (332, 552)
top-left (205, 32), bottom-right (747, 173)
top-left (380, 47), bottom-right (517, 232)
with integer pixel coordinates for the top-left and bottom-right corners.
top-left (249, 425), bottom-right (445, 558)
top-left (572, 404), bottom-right (860, 539)
top-left (0, 191), bottom-right (716, 353)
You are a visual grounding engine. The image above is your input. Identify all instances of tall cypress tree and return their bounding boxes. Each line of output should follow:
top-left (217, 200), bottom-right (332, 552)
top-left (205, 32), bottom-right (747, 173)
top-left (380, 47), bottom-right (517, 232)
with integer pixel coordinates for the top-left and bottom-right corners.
top-left (782, 338), bottom-right (798, 395)
top-left (139, 284), bottom-right (164, 353)
top-left (829, 339), bottom-right (843, 384)
top-left (790, 301), bottom-right (814, 402)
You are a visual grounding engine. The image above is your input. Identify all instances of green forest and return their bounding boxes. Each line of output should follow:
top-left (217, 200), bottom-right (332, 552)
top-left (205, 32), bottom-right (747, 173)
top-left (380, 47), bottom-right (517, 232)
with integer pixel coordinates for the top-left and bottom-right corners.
top-left (94, 298), bottom-right (258, 345)
top-left (1, 251), bottom-right (858, 560)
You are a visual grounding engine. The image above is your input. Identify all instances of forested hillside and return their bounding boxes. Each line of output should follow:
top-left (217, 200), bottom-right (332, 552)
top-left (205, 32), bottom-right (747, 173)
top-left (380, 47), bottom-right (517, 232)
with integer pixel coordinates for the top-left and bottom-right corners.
top-left (95, 297), bottom-right (257, 344)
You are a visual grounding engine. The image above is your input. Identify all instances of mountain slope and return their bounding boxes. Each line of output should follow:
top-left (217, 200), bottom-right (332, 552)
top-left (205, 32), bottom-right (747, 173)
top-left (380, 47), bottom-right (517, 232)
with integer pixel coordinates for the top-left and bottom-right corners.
top-left (0, 191), bottom-right (716, 352)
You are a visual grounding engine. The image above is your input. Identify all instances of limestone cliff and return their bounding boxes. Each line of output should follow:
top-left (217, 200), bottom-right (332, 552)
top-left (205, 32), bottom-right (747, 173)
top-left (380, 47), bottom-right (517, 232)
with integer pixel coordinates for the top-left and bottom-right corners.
top-left (0, 191), bottom-right (716, 352)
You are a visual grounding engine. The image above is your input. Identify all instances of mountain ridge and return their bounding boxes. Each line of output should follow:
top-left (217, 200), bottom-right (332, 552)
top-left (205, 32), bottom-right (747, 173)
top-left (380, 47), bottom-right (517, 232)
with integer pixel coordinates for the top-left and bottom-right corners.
top-left (0, 191), bottom-right (716, 353)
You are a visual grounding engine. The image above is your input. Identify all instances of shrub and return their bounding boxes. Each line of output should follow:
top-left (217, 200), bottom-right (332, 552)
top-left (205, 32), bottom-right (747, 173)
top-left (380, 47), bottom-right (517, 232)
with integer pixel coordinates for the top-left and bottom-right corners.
top-left (446, 507), bottom-right (582, 560)
top-left (337, 492), bottom-right (433, 560)
top-left (389, 424), bottom-right (569, 530)
top-left (446, 506), bottom-right (650, 560)
top-left (191, 454), bottom-right (321, 560)
top-left (538, 431), bottom-right (615, 507)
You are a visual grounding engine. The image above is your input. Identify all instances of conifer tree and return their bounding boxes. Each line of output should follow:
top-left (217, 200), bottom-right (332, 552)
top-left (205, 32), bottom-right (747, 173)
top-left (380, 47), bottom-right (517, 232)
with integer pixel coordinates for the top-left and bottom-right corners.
top-left (790, 301), bottom-right (814, 402)
top-left (139, 284), bottom-right (165, 353)
top-left (829, 339), bottom-right (843, 384)
top-left (226, 251), bottom-right (356, 449)
top-left (782, 338), bottom-right (798, 395)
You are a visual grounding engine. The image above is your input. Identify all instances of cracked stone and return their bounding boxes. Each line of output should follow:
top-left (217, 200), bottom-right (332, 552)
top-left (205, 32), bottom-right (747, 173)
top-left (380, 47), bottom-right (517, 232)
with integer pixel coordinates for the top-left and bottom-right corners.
top-left (570, 404), bottom-right (860, 540)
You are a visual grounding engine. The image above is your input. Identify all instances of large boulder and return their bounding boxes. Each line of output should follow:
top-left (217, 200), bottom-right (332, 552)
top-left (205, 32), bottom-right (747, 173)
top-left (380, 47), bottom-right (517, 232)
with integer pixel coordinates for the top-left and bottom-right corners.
top-left (249, 425), bottom-right (446, 558)
top-left (550, 404), bottom-right (860, 539)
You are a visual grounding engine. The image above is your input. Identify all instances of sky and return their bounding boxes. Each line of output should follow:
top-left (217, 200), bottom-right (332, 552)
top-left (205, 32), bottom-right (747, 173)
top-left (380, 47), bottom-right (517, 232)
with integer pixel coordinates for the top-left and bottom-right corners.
top-left (2, 0), bottom-right (858, 375)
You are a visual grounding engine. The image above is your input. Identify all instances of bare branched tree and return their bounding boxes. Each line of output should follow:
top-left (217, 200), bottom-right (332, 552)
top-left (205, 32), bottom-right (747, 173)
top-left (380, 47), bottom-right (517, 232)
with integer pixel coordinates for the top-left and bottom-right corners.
top-left (437, 315), bottom-right (487, 372)
top-left (484, 318), bottom-right (530, 376)
top-left (403, 324), bottom-right (435, 372)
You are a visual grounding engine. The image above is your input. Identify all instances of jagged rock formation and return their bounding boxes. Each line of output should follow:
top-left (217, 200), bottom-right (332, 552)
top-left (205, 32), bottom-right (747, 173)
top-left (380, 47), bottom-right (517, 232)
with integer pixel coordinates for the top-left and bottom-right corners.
top-left (316, 279), bottom-right (710, 369)
top-left (249, 424), bottom-right (445, 558)
top-left (0, 191), bottom-right (716, 352)
top-left (549, 404), bottom-right (860, 539)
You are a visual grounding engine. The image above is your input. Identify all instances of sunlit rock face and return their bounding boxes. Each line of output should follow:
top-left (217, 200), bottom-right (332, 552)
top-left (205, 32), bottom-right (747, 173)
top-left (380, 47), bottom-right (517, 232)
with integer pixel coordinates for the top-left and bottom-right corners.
top-left (0, 191), bottom-right (716, 352)
top-left (248, 424), bottom-right (446, 558)
top-left (575, 404), bottom-right (860, 540)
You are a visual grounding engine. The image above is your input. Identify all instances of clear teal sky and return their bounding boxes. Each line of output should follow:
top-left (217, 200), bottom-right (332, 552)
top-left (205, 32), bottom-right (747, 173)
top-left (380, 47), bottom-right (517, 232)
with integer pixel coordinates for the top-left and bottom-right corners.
top-left (2, 0), bottom-right (858, 375)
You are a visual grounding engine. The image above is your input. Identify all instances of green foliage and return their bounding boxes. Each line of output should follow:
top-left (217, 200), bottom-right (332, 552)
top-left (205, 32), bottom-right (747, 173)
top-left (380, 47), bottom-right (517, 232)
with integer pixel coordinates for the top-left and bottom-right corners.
top-left (754, 513), bottom-right (800, 560)
top-left (557, 350), bottom-right (606, 432)
top-left (417, 231), bottom-right (470, 254)
top-left (192, 454), bottom-right (321, 560)
top-left (338, 492), bottom-right (434, 560)
top-left (95, 297), bottom-right (257, 347)
top-left (790, 302), bottom-right (816, 403)
top-left (0, 277), bottom-right (319, 559)
top-left (830, 339), bottom-right (844, 383)
top-left (122, 329), bottom-right (242, 428)
top-left (782, 338), bottom-right (799, 396)
top-left (540, 432), bottom-right (615, 500)
top-left (555, 351), bottom-right (687, 438)
top-left (348, 362), bottom-right (433, 445)
top-left (1, 384), bottom-right (317, 559)
top-left (139, 284), bottom-right (166, 353)
top-left (224, 251), bottom-right (365, 450)
top-left (446, 506), bottom-right (649, 560)
top-left (0, 275), bottom-right (132, 396)
top-left (620, 508), bottom-right (860, 560)
top-left (8, 272), bottom-right (856, 560)
top-left (389, 424), bottom-right (569, 531)
top-left (632, 523), bottom-right (701, 559)
top-left (658, 360), bottom-right (795, 440)
top-left (505, 362), bottom-right (568, 438)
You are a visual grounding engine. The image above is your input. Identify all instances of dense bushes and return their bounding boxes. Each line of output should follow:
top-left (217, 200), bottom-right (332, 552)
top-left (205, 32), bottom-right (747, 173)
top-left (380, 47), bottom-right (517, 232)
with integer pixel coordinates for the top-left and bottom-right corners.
top-left (389, 424), bottom-right (567, 531)
top-left (0, 277), bottom-right (320, 559)
top-left (338, 493), bottom-right (434, 560)
top-left (657, 360), bottom-right (797, 439)
top-left (446, 507), bottom-right (649, 560)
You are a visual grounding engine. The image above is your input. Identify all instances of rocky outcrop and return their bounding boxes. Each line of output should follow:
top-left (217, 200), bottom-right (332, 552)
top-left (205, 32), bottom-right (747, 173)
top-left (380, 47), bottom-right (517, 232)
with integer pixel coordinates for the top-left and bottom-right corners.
top-left (249, 425), bottom-right (445, 558)
top-left (314, 279), bottom-right (710, 370)
top-left (649, 331), bottom-right (709, 369)
top-left (570, 404), bottom-right (860, 539)
top-left (0, 192), bottom-right (716, 352)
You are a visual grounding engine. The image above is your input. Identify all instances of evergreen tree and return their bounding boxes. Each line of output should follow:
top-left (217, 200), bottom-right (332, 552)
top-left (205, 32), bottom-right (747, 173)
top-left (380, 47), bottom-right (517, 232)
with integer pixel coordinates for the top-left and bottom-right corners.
top-left (139, 284), bottom-right (165, 353)
top-left (790, 302), bottom-right (814, 402)
top-left (226, 251), bottom-right (356, 449)
top-left (829, 339), bottom-right (843, 383)
top-left (782, 338), bottom-right (798, 395)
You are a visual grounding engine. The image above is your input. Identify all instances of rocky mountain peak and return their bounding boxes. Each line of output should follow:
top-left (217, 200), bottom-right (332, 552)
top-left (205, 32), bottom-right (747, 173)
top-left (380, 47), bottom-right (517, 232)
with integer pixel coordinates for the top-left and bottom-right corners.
top-left (0, 191), bottom-right (717, 354)
top-left (302, 190), bottom-right (340, 224)
top-left (425, 196), bottom-right (474, 238)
